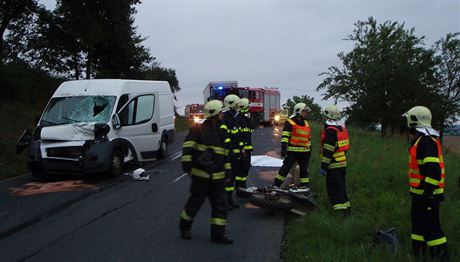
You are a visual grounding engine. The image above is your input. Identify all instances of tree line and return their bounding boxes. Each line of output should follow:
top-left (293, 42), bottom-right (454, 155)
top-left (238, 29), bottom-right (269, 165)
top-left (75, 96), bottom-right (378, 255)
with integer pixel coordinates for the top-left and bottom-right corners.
top-left (1, 0), bottom-right (180, 101)
top-left (317, 17), bottom-right (460, 138)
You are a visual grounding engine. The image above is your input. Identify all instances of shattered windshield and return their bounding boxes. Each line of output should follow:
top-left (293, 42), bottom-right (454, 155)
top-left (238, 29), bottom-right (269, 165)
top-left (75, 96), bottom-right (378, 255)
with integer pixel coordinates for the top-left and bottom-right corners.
top-left (41, 96), bottom-right (116, 126)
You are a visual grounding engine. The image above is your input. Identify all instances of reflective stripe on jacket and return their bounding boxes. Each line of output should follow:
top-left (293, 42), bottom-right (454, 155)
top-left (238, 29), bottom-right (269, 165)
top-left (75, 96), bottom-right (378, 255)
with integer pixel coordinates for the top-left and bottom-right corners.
top-left (286, 118), bottom-right (311, 152)
top-left (320, 124), bottom-right (349, 170)
top-left (408, 136), bottom-right (445, 196)
top-left (320, 126), bottom-right (350, 152)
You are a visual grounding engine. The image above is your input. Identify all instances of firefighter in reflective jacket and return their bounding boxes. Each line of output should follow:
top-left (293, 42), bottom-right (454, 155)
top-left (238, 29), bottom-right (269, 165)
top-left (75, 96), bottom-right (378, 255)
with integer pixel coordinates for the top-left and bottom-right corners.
top-left (402, 106), bottom-right (448, 260)
top-left (320, 105), bottom-right (350, 214)
top-left (235, 98), bottom-right (255, 189)
top-left (273, 102), bottom-right (311, 188)
top-left (222, 94), bottom-right (243, 209)
top-left (179, 100), bottom-right (233, 244)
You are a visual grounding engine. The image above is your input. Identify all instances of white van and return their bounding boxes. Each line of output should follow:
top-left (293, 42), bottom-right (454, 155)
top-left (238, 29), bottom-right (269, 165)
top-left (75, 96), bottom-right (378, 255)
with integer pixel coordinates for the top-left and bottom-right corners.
top-left (17, 79), bottom-right (175, 179)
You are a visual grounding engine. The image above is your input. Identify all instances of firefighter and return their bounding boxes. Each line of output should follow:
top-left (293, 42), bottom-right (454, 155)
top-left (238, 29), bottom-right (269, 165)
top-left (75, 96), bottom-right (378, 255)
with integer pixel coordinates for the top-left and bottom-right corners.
top-left (222, 94), bottom-right (243, 209)
top-left (235, 98), bottom-right (255, 189)
top-left (320, 105), bottom-right (350, 214)
top-left (402, 106), bottom-right (448, 260)
top-left (273, 102), bottom-right (311, 188)
top-left (179, 100), bottom-right (233, 244)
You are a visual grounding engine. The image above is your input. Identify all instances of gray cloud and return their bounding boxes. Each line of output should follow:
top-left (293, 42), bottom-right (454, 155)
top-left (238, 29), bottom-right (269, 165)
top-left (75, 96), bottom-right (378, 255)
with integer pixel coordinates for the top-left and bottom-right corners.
top-left (41, 0), bottom-right (460, 113)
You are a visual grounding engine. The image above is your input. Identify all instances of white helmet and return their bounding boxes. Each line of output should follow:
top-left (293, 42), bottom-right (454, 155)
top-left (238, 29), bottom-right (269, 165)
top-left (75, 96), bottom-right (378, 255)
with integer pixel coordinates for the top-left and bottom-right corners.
top-left (402, 106), bottom-right (432, 128)
top-left (324, 105), bottom-right (340, 120)
top-left (293, 103), bottom-right (310, 116)
top-left (224, 94), bottom-right (240, 109)
top-left (204, 100), bottom-right (223, 118)
top-left (237, 98), bottom-right (249, 112)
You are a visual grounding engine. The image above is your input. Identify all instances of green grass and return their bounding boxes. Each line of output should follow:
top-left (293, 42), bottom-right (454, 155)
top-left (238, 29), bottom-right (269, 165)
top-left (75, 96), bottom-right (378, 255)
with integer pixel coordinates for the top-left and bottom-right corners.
top-left (175, 115), bottom-right (191, 132)
top-left (0, 101), bottom-right (44, 180)
top-left (284, 123), bottom-right (460, 261)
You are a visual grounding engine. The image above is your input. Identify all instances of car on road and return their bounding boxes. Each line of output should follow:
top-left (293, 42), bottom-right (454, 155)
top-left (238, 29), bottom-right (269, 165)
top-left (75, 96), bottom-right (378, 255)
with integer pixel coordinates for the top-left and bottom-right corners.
top-left (17, 79), bottom-right (175, 179)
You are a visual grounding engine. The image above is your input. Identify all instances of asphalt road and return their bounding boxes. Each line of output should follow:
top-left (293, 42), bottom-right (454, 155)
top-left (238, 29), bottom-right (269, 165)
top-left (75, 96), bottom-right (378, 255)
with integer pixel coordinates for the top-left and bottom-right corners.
top-left (0, 126), bottom-right (285, 262)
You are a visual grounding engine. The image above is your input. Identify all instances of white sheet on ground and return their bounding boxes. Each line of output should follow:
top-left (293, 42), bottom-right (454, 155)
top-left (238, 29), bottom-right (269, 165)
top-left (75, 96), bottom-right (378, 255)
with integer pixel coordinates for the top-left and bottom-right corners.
top-left (251, 155), bottom-right (284, 167)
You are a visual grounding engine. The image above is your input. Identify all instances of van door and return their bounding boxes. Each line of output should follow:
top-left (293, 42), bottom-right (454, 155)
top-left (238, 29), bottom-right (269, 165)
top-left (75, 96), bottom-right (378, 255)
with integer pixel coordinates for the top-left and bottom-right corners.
top-left (115, 94), bottom-right (159, 161)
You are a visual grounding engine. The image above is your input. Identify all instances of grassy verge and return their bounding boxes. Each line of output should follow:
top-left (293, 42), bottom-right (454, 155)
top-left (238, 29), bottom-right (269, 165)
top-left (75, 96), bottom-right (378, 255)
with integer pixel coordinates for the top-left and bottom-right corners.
top-left (0, 101), bottom-right (45, 180)
top-left (175, 115), bottom-right (191, 132)
top-left (284, 123), bottom-right (460, 261)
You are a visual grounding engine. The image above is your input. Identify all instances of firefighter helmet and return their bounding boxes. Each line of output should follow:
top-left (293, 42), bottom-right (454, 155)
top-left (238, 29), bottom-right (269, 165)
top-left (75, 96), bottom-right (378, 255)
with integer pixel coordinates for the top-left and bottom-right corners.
top-left (237, 98), bottom-right (249, 112)
top-left (224, 94), bottom-right (240, 109)
top-left (293, 103), bottom-right (309, 115)
top-left (204, 100), bottom-right (223, 118)
top-left (324, 104), bottom-right (340, 120)
top-left (402, 106), bottom-right (432, 128)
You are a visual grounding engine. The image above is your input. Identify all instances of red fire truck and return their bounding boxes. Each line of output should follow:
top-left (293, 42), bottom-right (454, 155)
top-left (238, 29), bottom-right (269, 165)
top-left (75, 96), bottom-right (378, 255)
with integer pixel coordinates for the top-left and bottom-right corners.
top-left (184, 104), bottom-right (204, 124)
top-left (203, 81), bottom-right (281, 125)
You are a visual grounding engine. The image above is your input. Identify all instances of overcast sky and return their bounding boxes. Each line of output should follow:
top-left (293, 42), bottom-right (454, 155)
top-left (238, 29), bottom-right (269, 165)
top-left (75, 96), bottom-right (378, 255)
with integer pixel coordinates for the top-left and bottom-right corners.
top-left (42, 0), bottom-right (459, 114)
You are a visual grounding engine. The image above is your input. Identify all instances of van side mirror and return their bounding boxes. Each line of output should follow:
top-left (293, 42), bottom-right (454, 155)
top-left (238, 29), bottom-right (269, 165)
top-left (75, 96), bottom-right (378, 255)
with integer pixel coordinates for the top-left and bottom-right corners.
top-left (112, 114), bottom-right (121, 129)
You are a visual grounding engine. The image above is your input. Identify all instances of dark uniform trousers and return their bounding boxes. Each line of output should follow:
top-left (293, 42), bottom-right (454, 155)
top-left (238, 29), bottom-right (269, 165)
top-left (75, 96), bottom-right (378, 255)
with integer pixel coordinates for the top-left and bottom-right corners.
top-left (226, 155), bottom-right (240, 192)
top-left (182, 177), bottom-right (228, 236)
top-left (274, 152), bottom-right (310, 187)
top-left (326, 168), bottom-right (349, 210)
top-left (235, 152), bottom-right (251, 188)
top-left (411, 196), bottom-right (448, 258)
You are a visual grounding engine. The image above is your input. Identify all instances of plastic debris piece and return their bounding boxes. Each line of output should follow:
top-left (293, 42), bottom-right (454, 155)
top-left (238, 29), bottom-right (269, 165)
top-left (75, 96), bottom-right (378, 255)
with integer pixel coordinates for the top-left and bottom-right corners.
top-left (250, 155), bottom-right (284, 167)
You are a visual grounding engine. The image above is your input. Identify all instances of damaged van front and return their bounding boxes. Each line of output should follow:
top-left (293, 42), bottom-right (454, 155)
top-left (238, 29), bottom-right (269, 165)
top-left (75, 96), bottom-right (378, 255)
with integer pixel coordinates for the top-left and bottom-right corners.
top-left (17, 79), bottom-right (175, 180)
top-left (21, 95), bottom-right (122, 179)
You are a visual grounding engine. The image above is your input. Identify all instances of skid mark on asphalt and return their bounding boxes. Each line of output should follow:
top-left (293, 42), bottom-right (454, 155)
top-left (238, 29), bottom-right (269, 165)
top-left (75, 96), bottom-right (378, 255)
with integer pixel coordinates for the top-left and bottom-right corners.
top-left (10, 180), bottom-right (99, 196)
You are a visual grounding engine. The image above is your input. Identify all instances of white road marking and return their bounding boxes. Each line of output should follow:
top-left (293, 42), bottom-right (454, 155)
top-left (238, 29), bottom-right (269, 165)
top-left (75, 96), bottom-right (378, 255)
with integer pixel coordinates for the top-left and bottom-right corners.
top-left (170, 173), bottom-right (188, 184)
top-left (168, 151), bottom-right (182, 161)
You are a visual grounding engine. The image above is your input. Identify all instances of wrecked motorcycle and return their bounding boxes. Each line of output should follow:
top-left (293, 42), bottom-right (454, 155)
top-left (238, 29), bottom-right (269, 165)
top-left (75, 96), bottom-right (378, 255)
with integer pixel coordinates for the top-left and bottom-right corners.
top-left (237, 185), bottom-right (318, 215)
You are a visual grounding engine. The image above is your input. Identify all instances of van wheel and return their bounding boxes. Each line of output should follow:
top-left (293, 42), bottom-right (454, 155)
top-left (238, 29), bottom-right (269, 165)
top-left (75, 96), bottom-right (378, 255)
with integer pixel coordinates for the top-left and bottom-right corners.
top-left (157, 136), bottom-right (168, 159)
top-left (108, 149), bottom-right (123, 177)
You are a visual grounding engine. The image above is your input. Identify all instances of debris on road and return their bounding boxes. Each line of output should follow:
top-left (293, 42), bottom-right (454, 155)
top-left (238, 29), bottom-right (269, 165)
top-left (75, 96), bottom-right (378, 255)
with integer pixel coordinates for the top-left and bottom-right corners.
top-left (124, 168), bottom-right (158, 181)
top-left (251, 155), bottom-right (284, 167)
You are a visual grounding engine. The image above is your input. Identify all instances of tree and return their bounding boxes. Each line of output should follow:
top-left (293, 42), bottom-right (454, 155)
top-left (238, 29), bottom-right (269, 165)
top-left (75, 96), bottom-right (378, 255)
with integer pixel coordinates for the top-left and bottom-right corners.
top-left (140, 61), bottom-right (180, 115)
top-left (282, 95), bottom-right (322, 121)
top-left (0, 0), bottom-right (37, 66)
top-left (317, 17), bottom-right (438, 136)
top-left (142, 61), bottom-right (180, 93)
top-left (5, 5), bottom-right (86, 78)
top-left (433, 33), bottom-right (460, 141)
top-left (87, 0), bottom-right (152, 78)
top-left (4, 0), bottom-right (152, 79)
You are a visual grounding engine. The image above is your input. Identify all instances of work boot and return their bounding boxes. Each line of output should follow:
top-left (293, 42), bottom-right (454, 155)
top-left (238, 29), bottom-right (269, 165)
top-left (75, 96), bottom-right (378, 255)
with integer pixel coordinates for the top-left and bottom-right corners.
top-left (211, 225), bottom-right (233, 244)
top-left (179, 219), bottom-right (192, 240)
top-left (228, 192), bottom-right (239, 210)
top-left (211, 234), bottom-right (234, 244)
top-left (412, 241), bottom-right (427, 258)
top-left (334, 208), bottom-right (350, 218)
top-left (429, 243), bottom-right (449, 261)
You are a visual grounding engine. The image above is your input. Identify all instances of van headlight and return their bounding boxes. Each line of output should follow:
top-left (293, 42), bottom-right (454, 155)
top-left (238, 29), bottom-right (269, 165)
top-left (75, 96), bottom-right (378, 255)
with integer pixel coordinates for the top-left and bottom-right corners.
top-left (274, 115), bottom-right (280, 121)
top-left (193, 116), bottom-right (201, 123)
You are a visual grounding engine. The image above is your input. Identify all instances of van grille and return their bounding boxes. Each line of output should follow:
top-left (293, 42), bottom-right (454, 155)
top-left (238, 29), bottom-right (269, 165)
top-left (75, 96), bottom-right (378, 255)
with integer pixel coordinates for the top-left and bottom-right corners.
top-left (46, 146), bottom-right (84, 159)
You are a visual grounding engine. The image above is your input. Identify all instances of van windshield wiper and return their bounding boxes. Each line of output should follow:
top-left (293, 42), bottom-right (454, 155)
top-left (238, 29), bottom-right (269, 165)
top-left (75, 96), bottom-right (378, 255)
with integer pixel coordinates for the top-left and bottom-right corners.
top-left (41, 119), bottom-right (57, 125)
top-left (62, 116), bottom-right (79, 123)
